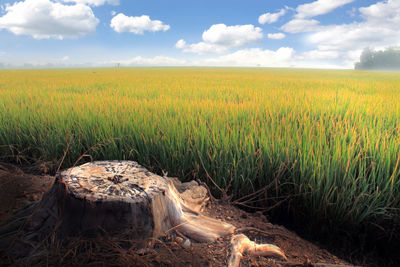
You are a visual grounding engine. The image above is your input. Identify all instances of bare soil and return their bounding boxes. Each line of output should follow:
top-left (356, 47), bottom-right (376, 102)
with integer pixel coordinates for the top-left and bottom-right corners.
top-left (0, 162), bottom-right (353, 266)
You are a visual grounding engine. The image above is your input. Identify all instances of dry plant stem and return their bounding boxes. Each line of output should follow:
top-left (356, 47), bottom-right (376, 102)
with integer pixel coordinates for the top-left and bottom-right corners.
top-left (55, 135), bottom-right (72, 175)
top-left (145, 237), bottom-right (178, 261)
top-left (228, 234), bottom-right (288, 267)
top-left (196, 149), bottom-right (232, 202)
top-left (233, 177), bottom-right (278, 204)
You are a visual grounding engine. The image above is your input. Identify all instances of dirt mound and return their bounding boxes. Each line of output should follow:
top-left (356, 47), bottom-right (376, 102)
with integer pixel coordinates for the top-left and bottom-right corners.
top-left (0, 163), bottom-right (352, 266)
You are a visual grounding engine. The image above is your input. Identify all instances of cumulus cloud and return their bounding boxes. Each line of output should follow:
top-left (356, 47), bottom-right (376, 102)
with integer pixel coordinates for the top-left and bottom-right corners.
top-left (0, 0), bottom-right (99, 39)
top-left (295, 0), bottom-right (355, 19)
top-left (176, 24), bottom-right (263, 54)
top-left (267, 33), bottom-right (286, 40)
top-left (202, 24), bottom-right (263, 47)
top-left (308, 0), bottom-right (400, 51)
top-left (175, 39), bottom-right (186, 49)
top-left (280, 0), bottom-right (400, 68)
top-left (359, 0), bottom-right (400, 24)
top-left (110, 13), bottom-right (170, 34)
top-left (198, 47), bottom-right (295, 67)
top-left (174, 39), bottom-right (229, 54)
top-left (281, 19), bottom-right (321, 33)
top-left (62, 0), bottom-right (119, 6)
top-left (258, 8), bottom-right (286, 24)
top-left (281, 0), bottom-right (354, 33)
top-left (107, 56), bottom-right (186, 66)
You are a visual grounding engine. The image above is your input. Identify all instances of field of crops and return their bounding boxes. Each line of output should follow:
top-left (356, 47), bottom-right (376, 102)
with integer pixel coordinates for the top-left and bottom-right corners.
top-left (0, 68), bottom-right (399, 242)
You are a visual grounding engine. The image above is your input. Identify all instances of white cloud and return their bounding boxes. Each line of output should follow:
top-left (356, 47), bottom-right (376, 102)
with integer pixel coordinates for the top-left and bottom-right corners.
top-left (174, 39), bottom-right (228, 54)
top-left (308, 0), bottom-right (400, 51)
top-left (202, 24), bottom-right (263, 47)
top-left (281, 19), bottom-right (321, 33)
top-left (61, 55), bottom-right (69, 61)
top-left (343, 49), bottom-right (363, 66)
top-left (198, 47), bottom-right (295, 67)
top-left (110, 13), bottom-right (170, 34)
top-left (281, 0), bottom-right (354, 33)
top-left (359, 0), bottom-right (400, 24)
top-left (104, 47), bottom-right (296, 68)
top-left (0, 0), bottom-right (99, 39)
top-left (176, 24), bottom-right (263, 54)
top-left (107, 56), bottom-right (186, 66)
top-left (300, 50), bottom-right (339, 60)
top-left (258, 8), bottom-right (286, 24)
top-left (295, 0), bottom-right (355, 19)
top-left (281, 0), bottom-right (400, 68)
top-left (267, 33), bottom-right (286, 40)
top-left (175, 39), bottom-right (186, 49)
top-left (62, 0), bottom-right (119, 6)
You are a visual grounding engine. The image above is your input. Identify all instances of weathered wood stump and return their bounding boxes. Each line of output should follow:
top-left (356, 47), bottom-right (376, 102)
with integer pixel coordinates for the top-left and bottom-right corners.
top-left (0, 160), bottom-right (287, 266)
top-left (27, 160), bottom-right (235, 241)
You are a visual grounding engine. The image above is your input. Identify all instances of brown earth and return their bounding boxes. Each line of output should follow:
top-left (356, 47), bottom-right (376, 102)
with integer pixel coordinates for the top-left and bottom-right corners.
top-left (0, 162), bottom-right (354, 266)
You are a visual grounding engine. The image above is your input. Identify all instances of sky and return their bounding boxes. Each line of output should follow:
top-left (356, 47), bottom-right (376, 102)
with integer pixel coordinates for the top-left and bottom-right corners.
top-left (0, 0), bottom-right (399, 69)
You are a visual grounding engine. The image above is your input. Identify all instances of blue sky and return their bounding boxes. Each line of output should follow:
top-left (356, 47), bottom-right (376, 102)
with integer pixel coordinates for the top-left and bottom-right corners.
top-left (0, 0), bottom-right (399, 68)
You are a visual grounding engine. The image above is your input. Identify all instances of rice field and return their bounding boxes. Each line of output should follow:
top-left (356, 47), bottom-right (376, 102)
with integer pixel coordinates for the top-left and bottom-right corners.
top-left (0, 67), bottom-right (399, 239)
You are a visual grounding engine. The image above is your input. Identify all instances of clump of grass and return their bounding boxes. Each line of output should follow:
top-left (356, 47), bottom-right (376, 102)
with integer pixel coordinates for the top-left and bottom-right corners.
top-left (0, 68), bottom-right (399, 242)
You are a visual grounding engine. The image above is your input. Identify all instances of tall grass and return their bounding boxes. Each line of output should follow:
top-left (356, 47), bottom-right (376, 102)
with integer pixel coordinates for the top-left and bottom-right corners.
top-left (0, 68), bottom-right (399, 238)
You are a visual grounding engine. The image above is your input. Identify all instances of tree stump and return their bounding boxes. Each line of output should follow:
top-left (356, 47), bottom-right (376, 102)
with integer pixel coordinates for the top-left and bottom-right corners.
top-left (30, 160), bottom-right (236, 241)
top-left (0, 160), bottom-right (287, 266)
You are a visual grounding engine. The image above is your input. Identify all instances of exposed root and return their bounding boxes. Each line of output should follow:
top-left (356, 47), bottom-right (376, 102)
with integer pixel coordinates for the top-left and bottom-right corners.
top-left (165, 179), bottom-right (235, 242)
top-left (228, 234), bottom-right (287, 267)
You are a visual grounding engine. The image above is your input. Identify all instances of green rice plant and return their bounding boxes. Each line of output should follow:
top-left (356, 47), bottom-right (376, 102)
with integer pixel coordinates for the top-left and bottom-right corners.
top-left (0, 67), bottom-right (399, 239)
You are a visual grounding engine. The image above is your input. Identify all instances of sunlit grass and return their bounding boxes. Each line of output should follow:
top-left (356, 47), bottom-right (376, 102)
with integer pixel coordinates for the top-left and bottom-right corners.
top-left (0, 67), bottom-right (399, 235)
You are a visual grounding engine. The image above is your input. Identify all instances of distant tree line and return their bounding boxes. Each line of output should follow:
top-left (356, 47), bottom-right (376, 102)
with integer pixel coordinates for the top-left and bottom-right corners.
top-left (355, 47), bottom-right (400, 70)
